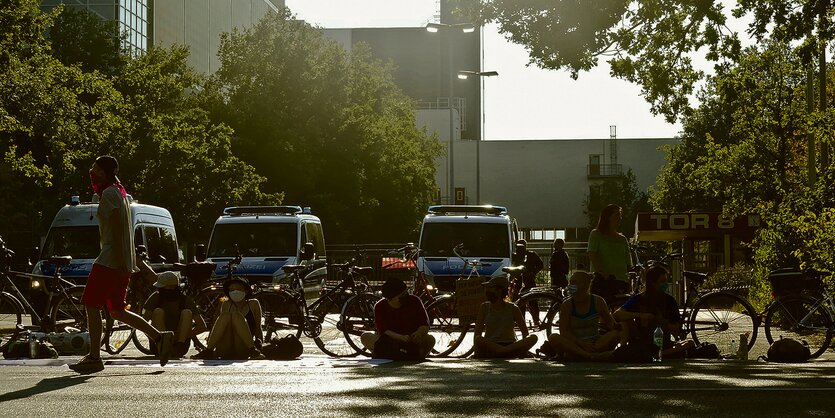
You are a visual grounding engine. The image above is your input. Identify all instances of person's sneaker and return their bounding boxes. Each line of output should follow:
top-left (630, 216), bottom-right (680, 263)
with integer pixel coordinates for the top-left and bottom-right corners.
top-left (190, 348), bottom-right (216, 360)
top-left (68, 355), bottom-right (104, 374)
top-left (157, 331), bottom-right (174, 367)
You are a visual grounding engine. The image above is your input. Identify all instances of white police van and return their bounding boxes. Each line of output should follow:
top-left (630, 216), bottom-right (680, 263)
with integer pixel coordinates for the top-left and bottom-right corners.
top-left (205, 206), bottom-right (327, 296)
top-left (416, 205), bottom-right (518, 292)
top-left (33, 195), bottom-right (182, 282)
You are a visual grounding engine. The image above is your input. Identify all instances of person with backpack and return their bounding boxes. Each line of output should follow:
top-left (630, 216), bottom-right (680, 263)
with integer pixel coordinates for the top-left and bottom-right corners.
top-left (191, 277), bottom-right (265, 360)
top-left (140, 265), bottom-right (207, 359)
top-left (613, 264), bottom-right (694, 359)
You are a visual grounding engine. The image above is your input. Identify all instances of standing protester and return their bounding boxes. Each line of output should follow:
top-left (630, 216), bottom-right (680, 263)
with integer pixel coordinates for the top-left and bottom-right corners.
top-left (587, 204), bottom-right (632, 303)
top-left (512, 239), bottom-right (544, 326)
top-left (549, 238), bottom-right (570, 289)
top-left (361, 278), bottom-right (435, 360)
top-left (70, 156), bottom-right (174, 374)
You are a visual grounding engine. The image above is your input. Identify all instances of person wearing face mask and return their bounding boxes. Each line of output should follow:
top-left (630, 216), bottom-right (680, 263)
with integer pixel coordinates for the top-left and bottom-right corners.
top-left (472, 277), bottom-right (538, 358)
top-left (360, 278), bottom-right (435, 360)
top-left (613, 264), bottom-right (695, 359)
top-left (191, 277), bottom-right (265, 360)
top-left (70, 155), bottom-right (175, 374)
top-left (140, 264), bottom-right (207, 359)
top-left (546, 271), bottom-right (620, 360)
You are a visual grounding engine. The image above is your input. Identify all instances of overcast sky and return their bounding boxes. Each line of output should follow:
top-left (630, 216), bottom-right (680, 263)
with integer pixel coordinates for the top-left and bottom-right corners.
top-left (285, 1), bottom-right (752, 140)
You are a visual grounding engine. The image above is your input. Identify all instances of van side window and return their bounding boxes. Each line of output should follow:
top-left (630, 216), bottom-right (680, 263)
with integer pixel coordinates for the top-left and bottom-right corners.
top-left (305, 222), bottom-right (326, 258)
top-left (144, 226), bottom-right (178, 264)
top-left (300, 223), bottom-right (308, 254)
top-left (134, 226), bottom-right (144, 249)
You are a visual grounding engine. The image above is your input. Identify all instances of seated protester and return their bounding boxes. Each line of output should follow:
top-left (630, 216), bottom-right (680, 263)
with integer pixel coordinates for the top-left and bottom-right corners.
top-left (140, 268), bottom-right (207, 358)
top-left (360, 278), bottom-right (435, 360)
top-left (473, 277), bottom-right (538, 359)
top-left (613, 264), bottom-right (695, 359)
top-left (547, 271), bottom-right (620, 360)
top-left (191, 277), bottom-right (265, 360)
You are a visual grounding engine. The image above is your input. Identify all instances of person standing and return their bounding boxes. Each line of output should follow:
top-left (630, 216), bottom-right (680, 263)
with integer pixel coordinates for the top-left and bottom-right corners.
top-left (549, 238), bottom-right (570, 289)
top-left (69, 156), bottom-right (174, 374)
top-left (587, 204), bottom-right (632, 302)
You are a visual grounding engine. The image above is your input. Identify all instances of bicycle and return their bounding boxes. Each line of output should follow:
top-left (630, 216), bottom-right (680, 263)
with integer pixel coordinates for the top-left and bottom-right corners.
top-left (763, 267), bottom-right (835, 358)
top-left (504, 265), bottom-right (564, 344)
top-left (632, 252), bottom-right (758, 351)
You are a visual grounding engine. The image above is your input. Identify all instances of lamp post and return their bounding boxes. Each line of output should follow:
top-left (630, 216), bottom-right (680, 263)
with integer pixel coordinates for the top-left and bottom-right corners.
top-left (426, 22), bottom-right (475, 204)
top-left (457, 70), bottom-right (498, 205)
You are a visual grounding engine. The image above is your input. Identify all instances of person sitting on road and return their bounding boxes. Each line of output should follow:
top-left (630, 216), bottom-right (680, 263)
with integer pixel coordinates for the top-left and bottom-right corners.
top-left (191, 277), bottom-right (265, 360)
top-left (140, 263), bottom-right (207, 359)
top-left (473, 277), bottom-right (538, 359)
top-left (546, 271), bottom-right (620, 361)
top-left (613, 264), bottom-right (695, 359)
top-left (361, 278), bottom-right (435, 360)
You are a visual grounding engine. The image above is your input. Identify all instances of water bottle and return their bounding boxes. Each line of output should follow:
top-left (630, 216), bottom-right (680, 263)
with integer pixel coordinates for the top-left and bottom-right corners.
top-left (737, 333), bottom-right (749, 361)
top-left (729, 339), bottom-right (737, 359)
top-left (653, 326), bottom-right (664, 362)
top-left (28, 334), bottom-right (38, 359)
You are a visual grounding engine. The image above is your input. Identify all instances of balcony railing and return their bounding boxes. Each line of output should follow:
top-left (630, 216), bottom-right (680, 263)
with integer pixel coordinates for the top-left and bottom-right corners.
top-left (587, 164), bottom-right (624, 178)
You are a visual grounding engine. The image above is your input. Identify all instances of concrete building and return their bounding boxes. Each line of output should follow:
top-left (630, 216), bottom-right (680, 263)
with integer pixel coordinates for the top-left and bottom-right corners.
top-left (40, 0), bottom-right (284, 72)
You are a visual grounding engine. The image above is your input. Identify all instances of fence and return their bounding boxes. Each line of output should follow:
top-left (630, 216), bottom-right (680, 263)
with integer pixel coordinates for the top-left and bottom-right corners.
top-left (324, 244), bottom-right (415, 291)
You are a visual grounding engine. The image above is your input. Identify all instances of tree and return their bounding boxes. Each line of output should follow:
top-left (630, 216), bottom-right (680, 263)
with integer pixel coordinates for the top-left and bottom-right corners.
top-left (49, 6), bottom-right (126, 76)
top-left (584, 169), bottom-right (650, 237)
top-left (207, 9), bottom-right (442, 243)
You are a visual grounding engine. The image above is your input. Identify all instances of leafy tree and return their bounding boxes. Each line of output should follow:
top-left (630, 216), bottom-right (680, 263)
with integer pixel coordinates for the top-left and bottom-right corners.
top-left (207, 9), bottom-right (442, 243)
top-left (49, 6), bottom-right (127, 76)
top-left (584, 168), bottom-right (650, 237)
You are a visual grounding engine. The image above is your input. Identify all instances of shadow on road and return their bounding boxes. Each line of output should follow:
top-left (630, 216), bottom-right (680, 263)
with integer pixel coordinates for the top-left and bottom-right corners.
top-left (329, 359), bottom-right (835, 416)
top-left (0, 370), bottom-right (163, 403)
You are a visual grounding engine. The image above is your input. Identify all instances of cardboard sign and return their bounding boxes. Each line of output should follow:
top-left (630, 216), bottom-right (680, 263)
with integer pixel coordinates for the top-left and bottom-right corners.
top-left (455, 277), bottom-right (486, 324)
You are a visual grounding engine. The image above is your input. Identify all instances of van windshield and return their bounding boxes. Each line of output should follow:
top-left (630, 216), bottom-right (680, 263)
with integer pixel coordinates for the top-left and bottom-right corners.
top-left (208, 223), bottom-right (297, 257)
top-left (420, 222), bottom-right (510, 258)
top-left (41, 226), bottom-right (101, 260)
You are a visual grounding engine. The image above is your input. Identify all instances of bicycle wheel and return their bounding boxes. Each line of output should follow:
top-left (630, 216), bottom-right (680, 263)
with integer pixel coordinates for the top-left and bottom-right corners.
top-left (516, 292), bottom-right (561, 345)
top-left (764, 295), bottom-right (833, 358)
top-left (190, 288), bottom-right (226, 350)
top-left (49, 286), bottom-right (91, 333)
top-left (341, 292), bottom-right (379, 357)
top-left (426, 295), bottom-right (472, 358)
top-left (102, 309), bottom-right (134, 355)
top-left (311, 291), bottom-right (357, 357)
top-left (256, 288), bottom-right (303, 341)
top-left (0, 291), bottom-right (23, 351)
top-left (689, 291), bottom-right (758, 351)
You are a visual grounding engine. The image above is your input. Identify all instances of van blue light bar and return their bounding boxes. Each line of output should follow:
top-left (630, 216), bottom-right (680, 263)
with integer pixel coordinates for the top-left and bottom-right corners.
top-left (427, 205), bottom-right (507, 215)
top-left (223, 206), bottom-right (303, 216)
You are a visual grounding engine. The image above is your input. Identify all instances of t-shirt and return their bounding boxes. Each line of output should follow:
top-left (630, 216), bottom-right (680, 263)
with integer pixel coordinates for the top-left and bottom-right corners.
top-left (621, 293), bottom-right (681, 343)
top-left (143, 290), bottom-right (198, 332)
top-left (374, 294), bottom-right (429, 336)
top-left (94, 185), bottom-right (137, 273)
top-left (587, 229), bottom-right (630, 282)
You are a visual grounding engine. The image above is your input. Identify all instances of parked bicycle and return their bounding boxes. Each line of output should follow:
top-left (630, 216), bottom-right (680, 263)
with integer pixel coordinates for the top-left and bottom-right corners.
top-left (763, 267), bottom-right (835, 358)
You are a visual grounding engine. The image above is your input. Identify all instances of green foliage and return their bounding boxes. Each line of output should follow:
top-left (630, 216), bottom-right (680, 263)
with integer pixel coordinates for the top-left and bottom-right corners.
top-left (208, 10), bottom-right (442, 243)
top-left (583, 168), bottom-right (650, 237)
top-left (49, 6), bottom-right (126, 75)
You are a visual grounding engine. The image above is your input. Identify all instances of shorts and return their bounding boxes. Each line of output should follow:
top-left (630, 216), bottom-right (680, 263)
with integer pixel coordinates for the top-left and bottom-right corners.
top-left (81, 263), bottom-right (131, 311)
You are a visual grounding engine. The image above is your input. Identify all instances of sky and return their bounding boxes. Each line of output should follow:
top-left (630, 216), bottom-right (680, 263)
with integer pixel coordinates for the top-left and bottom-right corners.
top-left (285, 1), bottom-right (749, 140)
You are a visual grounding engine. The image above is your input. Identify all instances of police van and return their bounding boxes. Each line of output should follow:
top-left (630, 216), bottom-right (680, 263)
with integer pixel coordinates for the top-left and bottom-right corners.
top-left (33, 195), bottom-right (182, 282)
top-left (205, 206), bottom-right (327, 297)
top-left (416, 205), bottom-right (518, 292)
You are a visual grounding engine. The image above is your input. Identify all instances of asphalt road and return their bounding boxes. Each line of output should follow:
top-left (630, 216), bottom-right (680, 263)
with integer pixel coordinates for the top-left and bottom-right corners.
top-left (2, 354), bottom-right (835, 417)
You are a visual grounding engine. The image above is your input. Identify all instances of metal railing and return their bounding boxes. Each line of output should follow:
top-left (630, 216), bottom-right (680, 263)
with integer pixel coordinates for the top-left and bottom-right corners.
top-left (587, 164), bottom-right (624, 178)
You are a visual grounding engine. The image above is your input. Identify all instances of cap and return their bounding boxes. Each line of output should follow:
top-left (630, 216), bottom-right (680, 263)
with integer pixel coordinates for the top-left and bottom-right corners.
top-left (381, 278), bottom-right (407, 299)
top-left (223, 277), bottom-right (251, 298)
top-left (153, 271), bottom-right (180, 288)
top-left (481, 276), bottom-right (509, 289)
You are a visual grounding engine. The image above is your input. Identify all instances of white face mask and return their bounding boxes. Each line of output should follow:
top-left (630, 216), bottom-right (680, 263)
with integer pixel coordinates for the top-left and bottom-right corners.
top-left (229, 290), bottom-right (246, 302)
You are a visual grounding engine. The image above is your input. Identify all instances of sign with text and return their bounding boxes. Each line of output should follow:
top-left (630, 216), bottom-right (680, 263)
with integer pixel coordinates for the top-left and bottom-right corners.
top-left (455, 277), bottom-right (486, 324)
top-left (635, 212), bottom-right (761, 241)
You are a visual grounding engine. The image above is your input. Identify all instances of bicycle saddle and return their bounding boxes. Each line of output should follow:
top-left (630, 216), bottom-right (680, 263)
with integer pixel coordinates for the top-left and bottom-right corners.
top-left (683, 271), bottom-right (707, 285)
top-left (281, 264), bottom-right (308, 274)
top-left (353, 266), bottom-right (374, 276)
top-left (502, 265), bottom-right (525, 275)
top-left (48, 256), bottom-right (72, 266)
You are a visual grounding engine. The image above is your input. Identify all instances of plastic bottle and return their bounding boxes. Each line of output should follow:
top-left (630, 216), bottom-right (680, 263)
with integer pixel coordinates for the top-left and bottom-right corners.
top-left (729, 339), bottom-right (737, 359)
top-left (737, 333), bottom-right (749, 361)
top-left (28, 333), bottom-right (38, 359)
top-left (653, 326), bottom-right (664, 362)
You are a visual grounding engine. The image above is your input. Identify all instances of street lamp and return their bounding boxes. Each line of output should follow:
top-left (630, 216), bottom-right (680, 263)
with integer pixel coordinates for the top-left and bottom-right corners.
top-left (426, 22), bottom-right (475, 204)
top-left (457, 70), bottom-right (498, 205)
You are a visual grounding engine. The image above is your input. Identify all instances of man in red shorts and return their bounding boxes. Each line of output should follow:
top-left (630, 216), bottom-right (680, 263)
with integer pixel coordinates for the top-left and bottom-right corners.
top-left (69, 155), bottom-right (174, 374)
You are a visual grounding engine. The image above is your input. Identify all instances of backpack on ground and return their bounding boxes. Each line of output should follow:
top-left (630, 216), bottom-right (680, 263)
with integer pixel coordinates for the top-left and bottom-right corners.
top-left (262, 335), bottom-right (303, 360)
top-left (687, 342), bottom-right (720, 359)
top-left (763, 338), bottom-right (811, 363)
